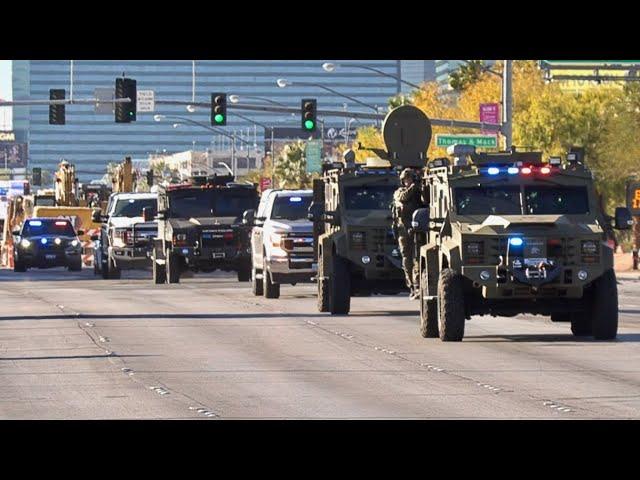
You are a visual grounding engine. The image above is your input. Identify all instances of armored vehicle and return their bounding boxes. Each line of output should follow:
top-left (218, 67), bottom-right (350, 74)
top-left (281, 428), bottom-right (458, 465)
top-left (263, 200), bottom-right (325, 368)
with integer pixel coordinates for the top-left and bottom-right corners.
top-left (151, 174), bottom-right (259, 284)
top-left (410, 135), bottom-right (633, 341)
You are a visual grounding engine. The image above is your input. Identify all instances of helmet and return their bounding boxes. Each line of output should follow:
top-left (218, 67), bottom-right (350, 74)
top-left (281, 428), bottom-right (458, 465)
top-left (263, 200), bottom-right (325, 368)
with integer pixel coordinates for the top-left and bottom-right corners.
top-left (400, 168), bottom-right (416, 181)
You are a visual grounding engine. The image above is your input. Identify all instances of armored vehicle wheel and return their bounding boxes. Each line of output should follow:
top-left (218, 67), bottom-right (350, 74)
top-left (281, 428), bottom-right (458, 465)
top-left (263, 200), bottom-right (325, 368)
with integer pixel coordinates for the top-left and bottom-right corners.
top-left (590, 269), bottom-right (618, 340)
top-left (550, 313), bottom-right (571, 322)
top-left (101, 256), bottom-right (109, 279)
top-left (437, 268), bottom-right (466, 342)
top-left (251, 267), bottom-right (264, 296)
top-left (419, 268), bottom-right (439, 338)
top-left (237, 266), bottom-right (251, 282)
top-left (106, 255), bottom-right (121, 279)
top-left (68, 257), bottom-right (82, 271)
top-left (166, 249), bottom-right (180, 284)
top-left (13, 258), bottom-right (26, 272)
top-left (263, 269), bottom-right (280, 299)
top-left (570, 315), bottom-right (593, 336)
top-left (93, 257), bottom-right (99, 275)
top-left (152, 250), bottom-right (165, 284)
top-left (329, 255), bottom-right (350, 315)
top-left (317, 257), bottom-right (329, 312)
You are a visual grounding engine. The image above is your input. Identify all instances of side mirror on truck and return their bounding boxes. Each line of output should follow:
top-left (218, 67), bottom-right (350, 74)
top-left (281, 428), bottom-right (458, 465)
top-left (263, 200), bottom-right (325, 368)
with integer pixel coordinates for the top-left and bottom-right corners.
top-left (614, 207), bottom-right (633, 230)
top-left (308, 202), bottom-right (324, 222)
top-left (411, 208), bottom-right (430, 233)
top-left (91, 209), bottom-right (103, 223)
top-left (243, 209), bottom-right (255, 225)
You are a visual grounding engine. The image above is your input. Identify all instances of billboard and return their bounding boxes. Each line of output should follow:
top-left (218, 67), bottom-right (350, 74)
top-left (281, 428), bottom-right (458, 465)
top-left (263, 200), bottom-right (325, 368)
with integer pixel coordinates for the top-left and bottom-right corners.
top-left (0, 143), bottom-right (28, 169)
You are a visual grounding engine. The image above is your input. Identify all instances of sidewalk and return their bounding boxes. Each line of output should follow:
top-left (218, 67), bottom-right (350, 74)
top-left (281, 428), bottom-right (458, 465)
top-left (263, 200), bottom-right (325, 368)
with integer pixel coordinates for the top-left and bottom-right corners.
top-left (614, 252), bottom-right (640, 279)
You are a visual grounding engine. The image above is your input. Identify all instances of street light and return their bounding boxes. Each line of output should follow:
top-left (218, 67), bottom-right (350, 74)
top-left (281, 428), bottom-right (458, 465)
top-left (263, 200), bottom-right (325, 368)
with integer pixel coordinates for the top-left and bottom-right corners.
top-left (321, 62), bottom-right (423, 91)
top-left (276, 78), bottom-right (379, 113)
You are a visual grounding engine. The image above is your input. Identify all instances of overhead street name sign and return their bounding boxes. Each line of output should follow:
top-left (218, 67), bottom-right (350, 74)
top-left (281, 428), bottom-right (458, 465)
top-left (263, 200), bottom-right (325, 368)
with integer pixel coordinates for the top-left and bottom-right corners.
top-left (137, 90), bottom-right (155, 113)
top-left (435, 134), bottom-right (498, 148)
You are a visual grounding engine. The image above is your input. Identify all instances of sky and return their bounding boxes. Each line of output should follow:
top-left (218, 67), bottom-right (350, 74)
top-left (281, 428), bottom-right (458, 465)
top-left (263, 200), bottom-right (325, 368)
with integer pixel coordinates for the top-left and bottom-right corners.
top-left (0, 60), bottom-right (11, 129)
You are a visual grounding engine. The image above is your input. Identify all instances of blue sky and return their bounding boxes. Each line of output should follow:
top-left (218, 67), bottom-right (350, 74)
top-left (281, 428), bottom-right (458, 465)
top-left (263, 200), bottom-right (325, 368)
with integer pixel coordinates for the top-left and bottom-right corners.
top-left (0, 60), bottom-right (11, 100)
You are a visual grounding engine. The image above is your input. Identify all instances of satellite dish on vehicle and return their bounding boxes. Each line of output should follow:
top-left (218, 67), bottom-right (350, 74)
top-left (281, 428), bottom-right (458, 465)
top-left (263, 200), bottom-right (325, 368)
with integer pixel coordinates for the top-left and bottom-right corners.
top-left (382, 105), bottom-right (432, 168)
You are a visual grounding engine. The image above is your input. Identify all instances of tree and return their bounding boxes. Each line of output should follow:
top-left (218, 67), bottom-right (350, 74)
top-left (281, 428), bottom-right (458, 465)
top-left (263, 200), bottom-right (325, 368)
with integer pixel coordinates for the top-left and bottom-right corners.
top-left (273, 140), bottom-right (319, 189)
top-left (449, 60), bottom-right (486, 91)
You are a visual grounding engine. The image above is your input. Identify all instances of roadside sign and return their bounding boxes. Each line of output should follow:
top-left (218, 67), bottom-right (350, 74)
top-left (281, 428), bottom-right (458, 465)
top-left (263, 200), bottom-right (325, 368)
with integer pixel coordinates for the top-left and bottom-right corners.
top-left (305, 140), bottom-right (322, 173)
top-left (627, 182), bottom-right (640, 215)
top-left (435, 134), bottom-right (498, 148)
top-left (137, 90), bottom-right (155, 113)
top-left (480, 103), bottom-right (500, 134)
top-left (259, 177), bottom-right (272, 192)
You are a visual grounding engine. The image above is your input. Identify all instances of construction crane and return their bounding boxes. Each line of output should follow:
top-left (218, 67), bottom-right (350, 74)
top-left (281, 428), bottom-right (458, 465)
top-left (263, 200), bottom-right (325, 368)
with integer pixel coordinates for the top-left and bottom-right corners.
top-left (111, 156), bottom-right (137, 193)
top-left (54, 159), bottom-right (78, 207)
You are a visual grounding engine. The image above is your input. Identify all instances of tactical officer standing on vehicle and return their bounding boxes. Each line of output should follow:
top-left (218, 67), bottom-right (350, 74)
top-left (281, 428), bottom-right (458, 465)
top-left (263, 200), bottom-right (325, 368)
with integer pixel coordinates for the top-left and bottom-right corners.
top-left (393, 168), bottom-right (424, 299)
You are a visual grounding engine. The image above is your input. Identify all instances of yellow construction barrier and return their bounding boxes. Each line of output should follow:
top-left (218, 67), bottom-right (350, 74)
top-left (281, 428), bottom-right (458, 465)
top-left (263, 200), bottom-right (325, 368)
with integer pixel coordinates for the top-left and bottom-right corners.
top-left (32, 206), bottom-right (102, 266)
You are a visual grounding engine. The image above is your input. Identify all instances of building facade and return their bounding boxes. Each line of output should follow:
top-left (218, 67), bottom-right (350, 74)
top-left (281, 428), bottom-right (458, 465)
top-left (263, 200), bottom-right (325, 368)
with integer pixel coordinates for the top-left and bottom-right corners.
top-left (400, 61), bottom-right (436, 93)
top-left (13, 60), bottom-right (401, 180)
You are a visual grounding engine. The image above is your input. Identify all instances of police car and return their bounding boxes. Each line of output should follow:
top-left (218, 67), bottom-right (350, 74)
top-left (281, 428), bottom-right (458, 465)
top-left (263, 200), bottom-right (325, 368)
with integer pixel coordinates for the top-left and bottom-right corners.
top-left (13, 218), bottom-right (84, 272)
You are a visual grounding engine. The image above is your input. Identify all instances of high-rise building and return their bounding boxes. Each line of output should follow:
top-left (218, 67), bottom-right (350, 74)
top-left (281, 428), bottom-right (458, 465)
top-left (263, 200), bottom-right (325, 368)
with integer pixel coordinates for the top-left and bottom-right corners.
top-left (13, 60), bottom-right (401, 180)
top-left (400, 61), bottom-right (436, 93)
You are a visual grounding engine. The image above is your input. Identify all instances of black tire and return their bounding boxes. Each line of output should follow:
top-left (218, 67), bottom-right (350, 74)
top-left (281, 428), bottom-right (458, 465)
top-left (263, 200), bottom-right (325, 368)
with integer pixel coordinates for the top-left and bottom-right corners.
top-left (590, 269), bottom-right (618, 340)
top-left (93, 256), bottom-right (99, 275)
top-left (106, 255), bottom-right (121, 279)
top-left (237, 265), bottom-right (251, 282)
top-left (13, 256), bottom-right (26, 273)
top-left (571, 314), bottom-right (593, 337)
top-left (68, 257), bottom-right (82, 272)
top-left (329, 254), bottom-right (350, 315)
top-left (551, 313), bottom-right (571, 322)
top-left (263, 269), bottom-right (280, 299)
top-left (152, 249), bottom-right (166, 284)
top-left (252, 267), bottom-right (264, 296)
top-left (419, 268), bottom-right (439, 338)
top-left (166, 249), bottom-right (180, 284)
top-left (101, 255), bottom-right (109, 279)
top-left (437, 268), bottom-right (466, 342)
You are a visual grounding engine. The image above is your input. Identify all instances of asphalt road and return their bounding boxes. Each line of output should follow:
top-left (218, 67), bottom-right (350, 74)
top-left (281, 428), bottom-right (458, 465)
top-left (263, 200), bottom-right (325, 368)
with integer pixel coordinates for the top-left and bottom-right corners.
top-left (1, 267), bottom-right (640, 419)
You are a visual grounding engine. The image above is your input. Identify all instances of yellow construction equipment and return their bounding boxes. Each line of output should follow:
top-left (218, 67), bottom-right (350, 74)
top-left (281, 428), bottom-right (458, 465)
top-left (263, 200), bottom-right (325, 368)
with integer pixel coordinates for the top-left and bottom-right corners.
top-left (112, 156), bottom-right (137, 193)
top-left (54, 160), bottom-right (79, 207)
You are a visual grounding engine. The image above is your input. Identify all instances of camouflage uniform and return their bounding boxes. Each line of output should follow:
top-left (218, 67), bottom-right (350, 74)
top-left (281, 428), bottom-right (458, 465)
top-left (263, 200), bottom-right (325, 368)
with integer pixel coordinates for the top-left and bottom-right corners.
top-left (393, 170), bottom-right (423, 295)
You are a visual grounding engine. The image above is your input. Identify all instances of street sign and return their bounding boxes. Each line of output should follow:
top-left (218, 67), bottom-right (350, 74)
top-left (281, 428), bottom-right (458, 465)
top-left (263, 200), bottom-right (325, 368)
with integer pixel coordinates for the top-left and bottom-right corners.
top-left (627, 182), bottom-right (640, 215)
top-left (436, 134), bottom-right (498, 148)
top-left (480, 103), bottom-right (500, 134)
top-left (305, 140), bottom-right (323, 173)
top-left (137, 90), bottom-right (155, 113)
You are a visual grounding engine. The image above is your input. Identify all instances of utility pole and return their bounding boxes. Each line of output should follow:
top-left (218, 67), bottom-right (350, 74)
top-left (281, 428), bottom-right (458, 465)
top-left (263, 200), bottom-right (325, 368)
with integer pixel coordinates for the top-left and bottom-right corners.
top-left (502, 60), bottom-right (513, 150)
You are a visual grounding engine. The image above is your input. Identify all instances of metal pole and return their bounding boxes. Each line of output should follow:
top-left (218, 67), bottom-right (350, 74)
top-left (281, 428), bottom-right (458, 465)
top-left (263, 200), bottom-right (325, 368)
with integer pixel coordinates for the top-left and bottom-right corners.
top-left (502, 60), bottom-right (513, 150)
top-left (70, 60), bottom-right (74, 102)
top-left (271, 128), bottom-right (276, 188)
top-left (232, 133), bottom-right (236, 177)
top-left (191, 60), bottom-right (196, 103)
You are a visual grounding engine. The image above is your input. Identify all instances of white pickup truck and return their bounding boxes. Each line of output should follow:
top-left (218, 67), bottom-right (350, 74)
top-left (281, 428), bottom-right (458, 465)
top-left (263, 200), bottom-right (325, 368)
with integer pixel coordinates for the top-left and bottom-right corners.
top-left (92, 192), bottom-right (158, 279)
top-left (244, 189), bottom-right (315, 298)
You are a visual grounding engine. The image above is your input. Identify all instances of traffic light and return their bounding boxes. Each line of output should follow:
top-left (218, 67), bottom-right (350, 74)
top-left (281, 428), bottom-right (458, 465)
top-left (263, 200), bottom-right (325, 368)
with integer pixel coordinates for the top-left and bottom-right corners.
top-left (49, 89), bottom-right (65, 125)
top-left (301, 98), bottom-right (317, 132)
top-left (32, 167), bottom-right (42, 186)
top-left (211, 93), bottom-right (227, 126)
top-left (115, 77), bottom-right (137, 123)
top-left (146, 170), bottom-right (154, 187)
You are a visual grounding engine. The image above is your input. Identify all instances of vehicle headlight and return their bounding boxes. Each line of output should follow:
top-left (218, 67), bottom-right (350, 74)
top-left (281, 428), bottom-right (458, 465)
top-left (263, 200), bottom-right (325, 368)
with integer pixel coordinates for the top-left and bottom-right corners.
top-left (270, 232), bottom-right (284, 247)
top-left (581, 240), bottom-right (598, 255)
top-left (20, 239), bottom-right (31, 248)
top-left (54, 237), bottom-right (62, 245)
top-left (71, 239), bottom-right (79, 247)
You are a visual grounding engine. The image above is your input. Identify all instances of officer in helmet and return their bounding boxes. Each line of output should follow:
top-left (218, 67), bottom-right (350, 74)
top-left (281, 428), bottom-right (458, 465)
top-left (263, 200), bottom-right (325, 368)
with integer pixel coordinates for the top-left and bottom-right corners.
top-left (393, 168), bottom-right (424, 299)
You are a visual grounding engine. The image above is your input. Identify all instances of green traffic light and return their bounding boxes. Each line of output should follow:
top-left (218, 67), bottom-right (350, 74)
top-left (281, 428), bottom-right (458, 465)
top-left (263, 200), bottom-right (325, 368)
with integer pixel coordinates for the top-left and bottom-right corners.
top-left (214, 114), bottom-right (225, 124)
top-left (304, 120), bottom-right (315, 130)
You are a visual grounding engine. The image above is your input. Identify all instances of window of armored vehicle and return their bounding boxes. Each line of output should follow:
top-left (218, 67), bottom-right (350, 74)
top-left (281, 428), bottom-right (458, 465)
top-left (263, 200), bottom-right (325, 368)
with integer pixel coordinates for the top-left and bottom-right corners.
top-left (112, 198), bottom-right (158, 218)
top-left (344, 185), bottom-right (396, 210)
top-left (169, 190), bottom-right (215, 218)
top-left (524, 186), bottom-right (589, 215)
top-left (213, 189), bottom-right (258, 217)
top-left (455, 186), bottom-right (521, 215)
top-left (271, 195), bottom-right (313, 220)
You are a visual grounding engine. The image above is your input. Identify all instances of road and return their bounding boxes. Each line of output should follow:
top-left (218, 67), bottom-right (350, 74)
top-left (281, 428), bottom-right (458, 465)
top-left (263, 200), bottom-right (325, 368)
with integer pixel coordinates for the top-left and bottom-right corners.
top-left (1, 268), bottom-right (640, 419)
